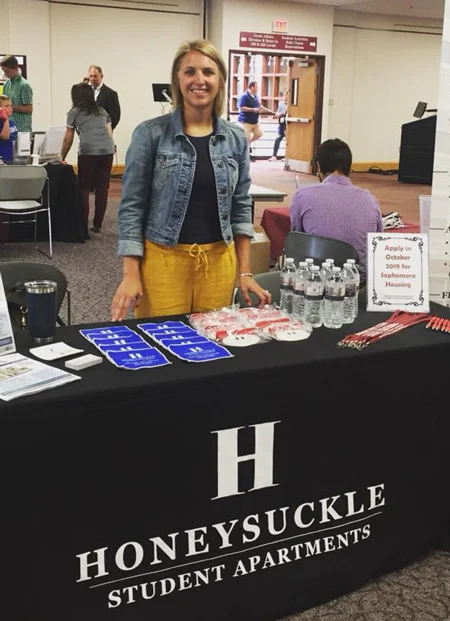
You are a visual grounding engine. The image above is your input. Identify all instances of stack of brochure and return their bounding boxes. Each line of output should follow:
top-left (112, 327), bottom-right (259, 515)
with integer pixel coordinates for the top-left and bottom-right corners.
top-left (0, 353), bottom-right (80, 401)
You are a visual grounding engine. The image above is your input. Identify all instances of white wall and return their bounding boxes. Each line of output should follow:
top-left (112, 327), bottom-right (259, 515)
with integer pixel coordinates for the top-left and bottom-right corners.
top-left (329, 10), bottom-right (443, 162)
top-left (209, 0), bottom-right (335, 140)
top-left (3, 0), bottom-right (444, 165)
top-left (49, 2), bottom-right (201, 163)
top-left (8, 0), bottom-right (52, 132)
top-left (5, 0), bottom-right (203, 164)
top-left (429, 0), bottom-right (450, 307)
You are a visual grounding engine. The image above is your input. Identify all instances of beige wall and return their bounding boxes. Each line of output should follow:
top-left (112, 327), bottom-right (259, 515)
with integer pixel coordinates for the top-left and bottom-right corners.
top-left (7, 0), bottom-right (52, 132)
top-left (209, 0), bottom-right (335, 140)
top-left (2, 0), bottom-right (444, 164)
top-left (329, 10), bottom-right (443, 162)
top-left (5, 0), bottom-right (203, 164)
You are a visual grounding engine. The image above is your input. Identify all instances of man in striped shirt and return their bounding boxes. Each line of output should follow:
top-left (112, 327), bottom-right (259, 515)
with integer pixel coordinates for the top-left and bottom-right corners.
top-left (1, 55), bottom-right (33, 133)
top-left (290, 138), bottom-right (382, 280)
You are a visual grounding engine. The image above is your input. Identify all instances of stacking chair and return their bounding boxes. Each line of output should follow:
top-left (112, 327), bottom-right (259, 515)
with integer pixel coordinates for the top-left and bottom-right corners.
top-left (0, 262), bottom-right (71, 326)
top-left (235, 271), bottom-right (281, 308)
top-left (284, 232), bottom-right (359, 269)
top-left (0, 165), bottom-right (52, 258)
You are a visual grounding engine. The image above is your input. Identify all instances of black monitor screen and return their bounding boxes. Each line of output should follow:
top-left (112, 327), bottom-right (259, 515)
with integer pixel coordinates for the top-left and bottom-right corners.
top-left (152, 83), bottom-right (172, 103)
top-left (413, 101), bottom-right (427, 118)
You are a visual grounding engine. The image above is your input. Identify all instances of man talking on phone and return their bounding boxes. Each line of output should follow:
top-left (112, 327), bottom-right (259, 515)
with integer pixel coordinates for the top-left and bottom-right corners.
top-left (85, 65), bottom-right (121, 130)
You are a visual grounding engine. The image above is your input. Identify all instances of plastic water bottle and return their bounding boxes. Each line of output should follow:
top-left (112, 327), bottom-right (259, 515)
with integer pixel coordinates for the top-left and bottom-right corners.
top-left (304, 266), bottom-right (324, 328)
top-left (323, 267), bottom-right (345, 329)
top-left (347, 259), bottom-right (360, 318)
top-left (341, 263), bottom-right (357, 324)
top-left (305, 258), bottom-right (314, 271)
top-left (280, 258), bottom-right (296, 313)
top-left (319, 261), bottom-right (332, 284)
top-left (292, 262), bottom-right (309, 320)
top-left (319, 262), bottom-right (332, 315)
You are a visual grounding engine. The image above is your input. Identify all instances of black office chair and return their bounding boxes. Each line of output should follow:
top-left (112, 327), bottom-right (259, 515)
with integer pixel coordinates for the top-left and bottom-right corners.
top-left (284, 232), bottom-right (359, 268)
top-left (0, 262), bottom-right (71, 327)
top-left (235, 271), bottom-right (281, 308)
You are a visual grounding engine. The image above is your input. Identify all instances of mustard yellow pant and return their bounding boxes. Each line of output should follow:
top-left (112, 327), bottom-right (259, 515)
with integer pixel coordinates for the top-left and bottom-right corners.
top-left (136, 239), bottom-right (237, 318)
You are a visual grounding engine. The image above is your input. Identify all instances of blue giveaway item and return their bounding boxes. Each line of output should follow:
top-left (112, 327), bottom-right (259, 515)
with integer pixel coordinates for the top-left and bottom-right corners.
top-left (159, 336), bottom-right (209, 349)
top-left (167, 341), bottom-right (233, 363)
top-left (107, 348), bottom-right (171, 370)
top-left (138, 321), bottom-right (188, 333)
top-left (80, 326), bottom-right (136, 341)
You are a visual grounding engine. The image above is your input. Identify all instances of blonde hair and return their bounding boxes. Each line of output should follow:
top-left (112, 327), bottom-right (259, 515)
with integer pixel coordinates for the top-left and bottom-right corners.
top-left (171, 39), bottom-right (227, 116)
top-left (0, 95), bottom-right (11, 105)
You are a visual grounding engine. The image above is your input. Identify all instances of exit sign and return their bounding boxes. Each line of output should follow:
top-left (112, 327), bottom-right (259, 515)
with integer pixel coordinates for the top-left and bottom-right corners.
top-left (272, 20), bottom-right (288, 33)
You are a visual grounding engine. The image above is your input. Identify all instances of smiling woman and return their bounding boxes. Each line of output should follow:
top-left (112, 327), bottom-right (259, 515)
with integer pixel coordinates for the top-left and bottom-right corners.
top-left (112, 39), bottom-right (271, 321)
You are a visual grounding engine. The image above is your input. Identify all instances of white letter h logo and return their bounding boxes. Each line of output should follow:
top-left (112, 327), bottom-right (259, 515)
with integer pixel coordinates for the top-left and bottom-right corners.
top-left (211, 421), bottom-right (280, 499)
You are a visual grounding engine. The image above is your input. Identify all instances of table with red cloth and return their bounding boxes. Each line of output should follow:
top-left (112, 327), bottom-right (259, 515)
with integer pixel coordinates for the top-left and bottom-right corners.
top-left (261, 206), bottom-right (420, 260)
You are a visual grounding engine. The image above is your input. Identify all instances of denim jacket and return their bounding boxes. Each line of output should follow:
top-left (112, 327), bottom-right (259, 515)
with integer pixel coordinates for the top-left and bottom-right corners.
top-left (118, 108), bottom-right (254, 257)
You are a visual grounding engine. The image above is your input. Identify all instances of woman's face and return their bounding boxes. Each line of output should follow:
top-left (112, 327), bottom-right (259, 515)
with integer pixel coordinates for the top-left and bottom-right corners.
top-left (177, 50), bottom-right (220, 113)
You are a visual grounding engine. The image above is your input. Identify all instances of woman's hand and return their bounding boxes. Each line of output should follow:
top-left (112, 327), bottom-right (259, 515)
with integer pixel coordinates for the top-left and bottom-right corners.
top-left (111, 275), bottom-right (143, 321)
top-left (0, 108), bottom-right (8, 121)
top-left (239, 275), bottom-right (272, 307)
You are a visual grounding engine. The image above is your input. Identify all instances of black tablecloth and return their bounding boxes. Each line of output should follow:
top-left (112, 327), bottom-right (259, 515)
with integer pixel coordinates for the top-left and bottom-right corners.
top-left (7, 163), bottom-right (88, 243)
top-left (2, 304), bottom-right (450, 621)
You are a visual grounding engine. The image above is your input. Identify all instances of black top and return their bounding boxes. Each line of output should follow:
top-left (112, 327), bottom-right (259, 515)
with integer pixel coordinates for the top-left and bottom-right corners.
top-left (178, 133), bottom-right (222, 245)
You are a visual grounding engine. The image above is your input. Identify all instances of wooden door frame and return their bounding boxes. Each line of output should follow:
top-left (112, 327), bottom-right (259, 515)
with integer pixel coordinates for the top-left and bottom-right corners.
top-left (227, 50), bottom-right (325, 161)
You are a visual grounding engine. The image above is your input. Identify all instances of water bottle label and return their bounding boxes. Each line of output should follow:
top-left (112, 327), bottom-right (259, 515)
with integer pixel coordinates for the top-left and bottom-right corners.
top-left (280, 284), bottom-right (292, 291)
top-left (293, 286), bottom-right (305, 294)
top-left (345, 284), bottom-right (357, 297)
top-left (305, 294), bottom-right (323, 301)
top-left (306, 284), bottom-right (323, 296)
top-left (325, 294), bottom-right (345, 301)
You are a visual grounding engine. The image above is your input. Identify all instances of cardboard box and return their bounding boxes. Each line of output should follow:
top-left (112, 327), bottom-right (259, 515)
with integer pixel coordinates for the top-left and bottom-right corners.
top-left (251, 225), bottom-right (271, 274)
top-left (235, 225), bottom-right (271, 283)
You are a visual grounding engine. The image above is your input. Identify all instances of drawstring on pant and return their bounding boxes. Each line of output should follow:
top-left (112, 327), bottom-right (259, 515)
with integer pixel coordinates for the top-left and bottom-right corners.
top-left (189, 244), bottom-right (209, 278)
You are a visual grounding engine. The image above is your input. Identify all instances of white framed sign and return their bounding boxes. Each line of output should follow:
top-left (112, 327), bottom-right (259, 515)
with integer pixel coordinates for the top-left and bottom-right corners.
top-left (0, 273), bottom-right (16, 356)
top-left (367, 233), bottom-right (429, 312)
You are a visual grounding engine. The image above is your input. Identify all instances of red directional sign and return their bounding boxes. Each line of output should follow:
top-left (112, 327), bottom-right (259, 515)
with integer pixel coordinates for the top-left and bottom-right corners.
top-left (239, 31), bottom-right (317, 52)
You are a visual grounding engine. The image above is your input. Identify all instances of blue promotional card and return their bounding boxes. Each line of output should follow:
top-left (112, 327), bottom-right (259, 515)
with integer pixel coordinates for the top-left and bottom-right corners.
top-left (159, 335), bottom-right (209, 349)
top-left (80, 326), bottom-right (135, 341)
top-left (90, 332), bottom-right (143, 343)
top-left (103, 343), bottom-right (155, 354)
top-left (168, 341), bottom-right (233, 363)
top-left (148, 327), bottom-right (200, 342)
top-left (138, 321), bottom-right (188, 333)
top-left (94, 337), bottom-right (147, 349)
top-left (107, 348), bottom-right (171, 370)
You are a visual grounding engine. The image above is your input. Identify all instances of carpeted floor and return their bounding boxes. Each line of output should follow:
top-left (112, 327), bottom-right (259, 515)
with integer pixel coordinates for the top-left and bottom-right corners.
top-left (281, 550), bottom-right (450, 621)
top-left (247, 160), bottom-right (430, 227)
top-left (1, 174), bottom-right (449, 621)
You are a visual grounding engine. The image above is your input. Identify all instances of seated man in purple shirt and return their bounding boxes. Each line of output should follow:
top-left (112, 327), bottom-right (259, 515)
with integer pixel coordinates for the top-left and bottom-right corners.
top-left (290, 138), bottom-right (383, 280)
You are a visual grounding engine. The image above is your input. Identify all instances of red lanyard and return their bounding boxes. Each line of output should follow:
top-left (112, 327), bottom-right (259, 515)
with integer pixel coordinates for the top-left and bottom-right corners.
top-left (337, 311), bottom-right (431, 350)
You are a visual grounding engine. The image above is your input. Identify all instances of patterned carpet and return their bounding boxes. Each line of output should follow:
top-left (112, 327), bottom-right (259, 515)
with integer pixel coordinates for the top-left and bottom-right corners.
top-left (282, 551), bottom-right (450, 621)
top-left (1, 191), bottom-right (449, 620)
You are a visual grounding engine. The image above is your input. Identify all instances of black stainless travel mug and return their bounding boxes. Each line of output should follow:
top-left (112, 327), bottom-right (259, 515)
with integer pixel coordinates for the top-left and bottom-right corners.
top-left (25, 280), bottom-right (58, 344)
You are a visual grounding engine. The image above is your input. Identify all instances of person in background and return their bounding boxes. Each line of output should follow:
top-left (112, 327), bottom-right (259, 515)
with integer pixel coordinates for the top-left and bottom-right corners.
top-left (60, 83), bottom-right (115, 234)
top-left (0, 55), bottom-right (33, 133)
top-left (268, 90), bottom-right (288, 162)
top-left (238, 81), bottom-right (273, 161)
top-left (0, 95), bottom-right (18, 162)
top-left (290, 138), bottom-right (383, 280)
top-left (85, 65), bottom-right (121, 131)
top-left (0, 95), bottom-right (17, 242)
top-left (111, 39), bottom-right (270, 321)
